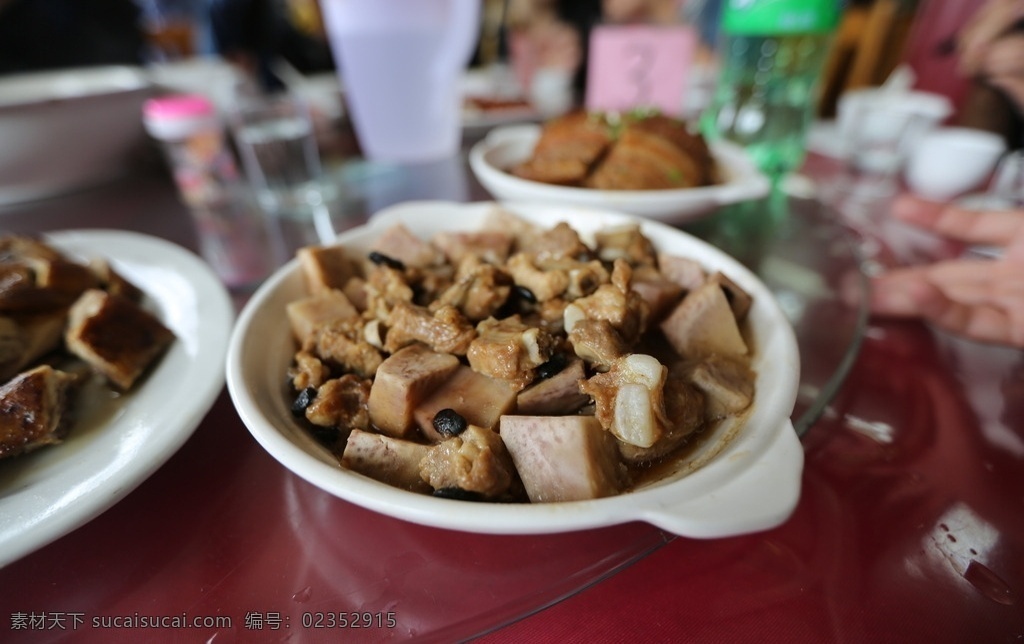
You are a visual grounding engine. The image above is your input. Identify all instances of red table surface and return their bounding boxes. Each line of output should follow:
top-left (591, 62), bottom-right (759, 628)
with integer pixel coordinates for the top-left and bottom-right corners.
top-left (0, 154), bottom-right (1022, 643)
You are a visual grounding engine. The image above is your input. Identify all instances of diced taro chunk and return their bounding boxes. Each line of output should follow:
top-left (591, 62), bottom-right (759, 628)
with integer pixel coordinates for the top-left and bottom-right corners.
top-left (367, 344), bottom-right (460, 438)
top-left (415, 365), bottom-right (518, 441)
top-left (298, 244), bottom-right (360, 295)
top-left (371, 223), bottom-right (445, 268)
top-left (286, 289), bottom-right (358, 345)
top-left (341, 429), bottom-right (432, 493)
top-left (659, 281), bottom-right (748, 360)
top-left (708, 271), bottom-right (752, 322)
top-left (515, 357), bottom-right (589, 416)
top-left (499, 415), bottom-right (626, 502)
top-left (630, 265), bottom-right (684, 321)
top-left (687, 355), bottom-right (755, 419)
top-left (657, 253), bottom-right (707, 291)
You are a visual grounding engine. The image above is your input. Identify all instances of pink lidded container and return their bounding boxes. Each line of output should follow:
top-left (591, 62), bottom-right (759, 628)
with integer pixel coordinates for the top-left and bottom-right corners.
top-left (143, 94), bottom-right (241, 208)
top-left (142, 94), bottom-right (272, 292)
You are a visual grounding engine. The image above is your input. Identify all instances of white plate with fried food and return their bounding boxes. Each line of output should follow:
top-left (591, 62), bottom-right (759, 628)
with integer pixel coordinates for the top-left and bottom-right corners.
top-left (469, 119), bottom-right (771, 223)
top-left (227, 200), bottom-right (802, 538)
top-left (0, 230), bottom-right (233, 568)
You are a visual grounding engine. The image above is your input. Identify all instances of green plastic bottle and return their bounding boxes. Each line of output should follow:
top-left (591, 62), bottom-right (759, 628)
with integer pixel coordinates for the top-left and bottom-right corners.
top-left (700, 0), bottom-right (840, 179)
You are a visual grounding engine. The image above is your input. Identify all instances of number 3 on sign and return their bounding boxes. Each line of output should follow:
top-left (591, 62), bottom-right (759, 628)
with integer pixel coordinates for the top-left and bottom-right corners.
top-left (586, 25), bottom-right (697, 117)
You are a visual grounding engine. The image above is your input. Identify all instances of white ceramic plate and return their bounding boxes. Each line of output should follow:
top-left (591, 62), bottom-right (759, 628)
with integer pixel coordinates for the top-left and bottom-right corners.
top-left (0, 230), bottom-right (234, 568)
top-left (227, 200), bottom-right (803, 538)
top-left (468, 125), bottom-right (771, 223)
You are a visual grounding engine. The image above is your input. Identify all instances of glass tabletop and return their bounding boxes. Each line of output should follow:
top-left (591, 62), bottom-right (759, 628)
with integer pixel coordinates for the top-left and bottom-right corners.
top-left (680, 185), bottom-right (869, 436)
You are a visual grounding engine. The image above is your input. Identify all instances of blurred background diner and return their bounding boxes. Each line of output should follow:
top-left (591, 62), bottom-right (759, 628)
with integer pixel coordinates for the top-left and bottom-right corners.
top-left (0, 0), bottom-right (1021, 346)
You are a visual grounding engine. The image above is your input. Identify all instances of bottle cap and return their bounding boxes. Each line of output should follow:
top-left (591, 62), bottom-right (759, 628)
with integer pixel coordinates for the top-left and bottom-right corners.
top-left (722, 0), bottom-right (840, 35)
top-left (142, 94), bottom-right (222, 140)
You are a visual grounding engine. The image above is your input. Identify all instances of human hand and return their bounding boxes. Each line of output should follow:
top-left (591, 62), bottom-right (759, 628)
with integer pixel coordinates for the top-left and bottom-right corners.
top-left (957, 0), bottom-right (1024, 110)
top-left (869, 195), bottom-right (1024, 348)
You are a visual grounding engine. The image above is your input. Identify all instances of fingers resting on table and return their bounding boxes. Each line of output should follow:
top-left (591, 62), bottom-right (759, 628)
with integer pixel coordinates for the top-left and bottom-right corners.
top-left (870, 195), bottom-right (1024, 348)
top-left (891, 194), bottom-right (1024, 257)
top-left (957, 0), bottom-right (1024, 77)
top-left (870, 263), bottom-right (1024, 349)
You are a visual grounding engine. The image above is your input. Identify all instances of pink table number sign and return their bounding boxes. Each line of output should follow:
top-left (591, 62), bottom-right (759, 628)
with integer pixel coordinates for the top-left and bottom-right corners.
top-left (586, 25), bottom-right (697, 116)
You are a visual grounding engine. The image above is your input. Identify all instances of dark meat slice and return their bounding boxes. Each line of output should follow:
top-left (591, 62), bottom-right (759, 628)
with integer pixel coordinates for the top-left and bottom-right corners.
top-left (64, 289), bottom-right (175, 390)
top-left (27, 257), bottom-right (100, 300)
top-left (511, 111), bottom-right (614, 186)
top-left (585, 128), bottom-right (705, 190)
top-left (0, 262), bottom-right (72, 313)
top-left (0, 317), bottom-right (22, 380)
top-left (0, 365), bottom-right (78, 459)
top-left (626, 113), bottom-right (714, 184)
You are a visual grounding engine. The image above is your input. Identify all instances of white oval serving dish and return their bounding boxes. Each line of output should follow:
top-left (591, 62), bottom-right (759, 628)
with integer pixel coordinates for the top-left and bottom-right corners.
top-left (468, 124), bottom-right (771, 223)
top-left (226, 200), bottom-right (802, 538)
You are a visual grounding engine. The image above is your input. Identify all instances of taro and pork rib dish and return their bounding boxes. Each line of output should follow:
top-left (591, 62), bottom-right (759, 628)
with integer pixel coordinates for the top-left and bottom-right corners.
top-left (284, 209), bottom-right (756, 504)
top-left (0, 235), bottom-right (174, 461)
top-left (511, 111), bottom-right (717, 191)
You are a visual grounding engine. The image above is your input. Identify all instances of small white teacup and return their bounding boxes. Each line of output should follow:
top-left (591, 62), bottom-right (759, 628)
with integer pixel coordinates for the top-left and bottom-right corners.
top-left (905, 127), bottom-right (1007, 201)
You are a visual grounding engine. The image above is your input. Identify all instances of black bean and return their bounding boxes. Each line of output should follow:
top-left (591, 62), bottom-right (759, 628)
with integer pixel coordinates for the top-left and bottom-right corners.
top-left (368, 251), bottom-right (405, 270)
top-left (536, 353), bottom-right (568, 380)
top-left (432, 487), bottom-right (486, 502)
top-left (432, 408), bottom-right (468, 437)
top-left (515, 285), bottom-right (537, 304)
top-left (291, 387), bottom-right (318, 416)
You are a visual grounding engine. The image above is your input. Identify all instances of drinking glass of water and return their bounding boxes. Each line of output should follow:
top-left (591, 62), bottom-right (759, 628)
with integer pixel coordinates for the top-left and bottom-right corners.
top-left (230, 91), bottom-right (326, 214)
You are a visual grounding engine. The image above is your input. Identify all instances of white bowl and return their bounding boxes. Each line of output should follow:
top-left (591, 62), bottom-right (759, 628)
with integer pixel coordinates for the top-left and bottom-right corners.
top-left (835, 88), bottom-right (953, 158)
top-left (468, 125), bottom-right (771, 223)
top-left (905, 127), bottom-right (1008, 201)
top-left (0, 66), bottom-right (155, 207)
top-left (226, 200), bottom-right (803, 538)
